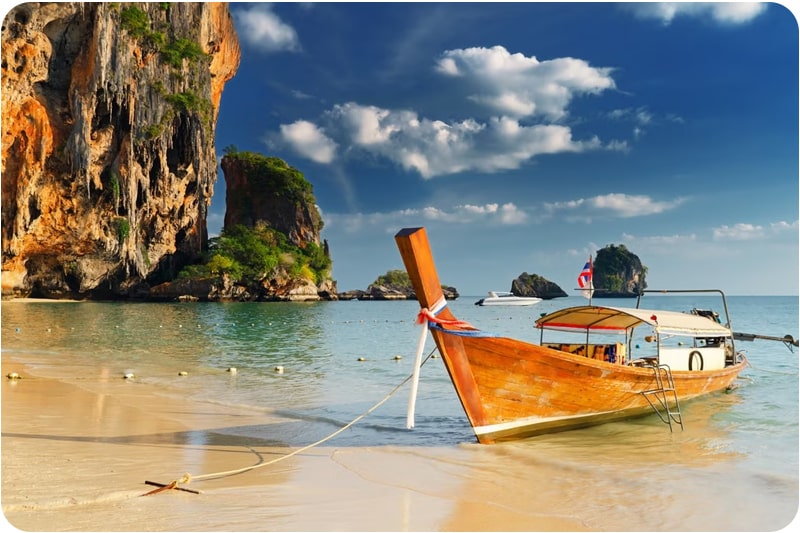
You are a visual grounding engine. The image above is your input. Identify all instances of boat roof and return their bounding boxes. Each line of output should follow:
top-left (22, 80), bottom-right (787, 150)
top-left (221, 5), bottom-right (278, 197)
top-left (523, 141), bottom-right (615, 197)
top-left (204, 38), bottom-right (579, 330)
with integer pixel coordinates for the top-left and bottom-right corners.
top-left (535, 305), bottom-right (732, 337)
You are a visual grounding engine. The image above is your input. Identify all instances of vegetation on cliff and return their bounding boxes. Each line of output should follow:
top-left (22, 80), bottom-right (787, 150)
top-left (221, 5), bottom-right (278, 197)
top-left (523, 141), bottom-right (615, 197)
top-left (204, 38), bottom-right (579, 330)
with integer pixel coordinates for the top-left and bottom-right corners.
top-left (222, 147), bottom-right (319, 223)
top-left (179, 222), bottom-right (331, 286)
top-left (177, 149), bottom-right (332, 294)
top-left (593, 244), bottom-right (648, 296)
top-left (1, 3), bottom-right (240, 299)
top-left (374, 269), bottom-right (412, 289)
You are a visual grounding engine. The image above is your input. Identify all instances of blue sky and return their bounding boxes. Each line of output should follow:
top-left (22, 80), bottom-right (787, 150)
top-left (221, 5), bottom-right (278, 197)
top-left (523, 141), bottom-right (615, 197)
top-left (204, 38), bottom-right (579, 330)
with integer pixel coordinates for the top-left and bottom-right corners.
top-left (213, 2), bottom-right (799, 296)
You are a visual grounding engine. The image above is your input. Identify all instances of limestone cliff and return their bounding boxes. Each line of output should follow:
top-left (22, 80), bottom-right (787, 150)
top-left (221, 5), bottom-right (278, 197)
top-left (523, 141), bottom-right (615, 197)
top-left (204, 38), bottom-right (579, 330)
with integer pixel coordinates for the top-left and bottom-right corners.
top-left (592, 244), bottom-right (648, 297)
top-left (1, 2), bottom-right (240, 298)
top-left (145, 151), bottom-right (337, 302)
top-left (221, 152), bottom-right (323, 249)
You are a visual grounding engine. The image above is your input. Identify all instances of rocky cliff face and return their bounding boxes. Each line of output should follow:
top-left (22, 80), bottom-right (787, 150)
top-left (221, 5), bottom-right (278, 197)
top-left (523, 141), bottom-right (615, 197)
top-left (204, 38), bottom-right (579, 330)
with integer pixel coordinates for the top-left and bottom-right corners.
top-left (593, 244), bottom-right (647, 297)
top-left (1, 2), bottom-right (240, 299)
top-left (221, 154), bottom-right (323, 248)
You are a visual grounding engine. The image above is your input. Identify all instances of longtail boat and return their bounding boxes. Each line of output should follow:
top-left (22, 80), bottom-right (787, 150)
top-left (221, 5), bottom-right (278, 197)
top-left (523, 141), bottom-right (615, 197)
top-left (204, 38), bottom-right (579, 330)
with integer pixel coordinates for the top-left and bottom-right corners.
top-left (395, 226), bottom-right (751, 444)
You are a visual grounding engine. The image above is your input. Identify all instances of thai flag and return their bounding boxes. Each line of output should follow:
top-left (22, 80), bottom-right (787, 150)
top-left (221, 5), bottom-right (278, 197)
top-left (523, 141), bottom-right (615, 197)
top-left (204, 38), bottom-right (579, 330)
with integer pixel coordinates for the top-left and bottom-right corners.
top-left (578, 256), bottom-right (593, 299)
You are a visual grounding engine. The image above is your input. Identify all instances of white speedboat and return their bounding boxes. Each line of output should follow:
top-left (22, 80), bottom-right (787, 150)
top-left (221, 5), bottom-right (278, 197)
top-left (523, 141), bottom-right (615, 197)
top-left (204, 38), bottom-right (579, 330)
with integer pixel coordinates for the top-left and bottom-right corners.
top-left (474, 291), bottom-right (542, 306)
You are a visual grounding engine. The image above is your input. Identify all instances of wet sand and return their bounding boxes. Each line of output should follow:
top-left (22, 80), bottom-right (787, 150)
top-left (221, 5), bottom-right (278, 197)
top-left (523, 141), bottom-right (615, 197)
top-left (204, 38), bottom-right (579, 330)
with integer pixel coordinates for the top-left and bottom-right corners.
top-left (2, 357), bottom-right (589, 531)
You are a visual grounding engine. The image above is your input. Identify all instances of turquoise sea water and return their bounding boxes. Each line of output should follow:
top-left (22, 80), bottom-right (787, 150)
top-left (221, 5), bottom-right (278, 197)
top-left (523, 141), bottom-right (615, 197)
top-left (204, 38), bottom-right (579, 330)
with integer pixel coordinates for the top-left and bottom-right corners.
top-left (2, 295), bottom-right (798, 530)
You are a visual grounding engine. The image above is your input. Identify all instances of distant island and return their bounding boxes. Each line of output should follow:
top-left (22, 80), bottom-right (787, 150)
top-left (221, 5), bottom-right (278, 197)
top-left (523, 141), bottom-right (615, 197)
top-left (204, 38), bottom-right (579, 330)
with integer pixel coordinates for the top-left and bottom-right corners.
top-left (338, 270), bottom-right (458, 301)
top-left (591, 244), bottom-right (647, 297)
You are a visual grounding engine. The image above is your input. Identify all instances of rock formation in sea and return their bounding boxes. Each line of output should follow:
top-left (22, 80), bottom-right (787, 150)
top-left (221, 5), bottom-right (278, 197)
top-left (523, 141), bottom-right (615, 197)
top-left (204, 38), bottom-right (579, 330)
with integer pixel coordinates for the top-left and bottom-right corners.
top-left (592, 244), bottom-right (648, 297)
top-left (510, 273), bottom-right (568, 300)
top-left (147, 150), bottom-right (337, 302)
top-left (339, 269), bottom-right (458, 300)
top-left (1, 3), bottom-right (240, 299)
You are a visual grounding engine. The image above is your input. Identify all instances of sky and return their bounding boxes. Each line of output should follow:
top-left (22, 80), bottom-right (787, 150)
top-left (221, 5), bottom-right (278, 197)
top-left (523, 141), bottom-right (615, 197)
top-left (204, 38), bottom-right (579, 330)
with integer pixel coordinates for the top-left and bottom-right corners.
top-left (212, 2), bottom-right (799, 296)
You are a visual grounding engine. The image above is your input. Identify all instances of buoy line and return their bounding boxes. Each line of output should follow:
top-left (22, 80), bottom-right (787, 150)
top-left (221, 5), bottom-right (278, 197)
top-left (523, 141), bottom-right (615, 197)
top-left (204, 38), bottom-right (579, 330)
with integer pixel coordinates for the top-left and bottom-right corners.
top-left (142, 347), bottom-right (439, 496)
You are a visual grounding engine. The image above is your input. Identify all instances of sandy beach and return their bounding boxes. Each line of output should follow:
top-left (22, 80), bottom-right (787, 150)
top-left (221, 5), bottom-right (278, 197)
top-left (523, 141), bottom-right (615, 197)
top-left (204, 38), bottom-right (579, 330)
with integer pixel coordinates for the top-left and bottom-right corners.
top-left (1, 356), bottom-right (588, 532)
top-left (3, 297), bottom-right (796, 531)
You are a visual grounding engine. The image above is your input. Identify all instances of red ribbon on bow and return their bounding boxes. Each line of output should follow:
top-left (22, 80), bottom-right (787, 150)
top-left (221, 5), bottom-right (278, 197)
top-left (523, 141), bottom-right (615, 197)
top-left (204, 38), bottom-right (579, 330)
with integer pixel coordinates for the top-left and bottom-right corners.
top-left (417, 307), bottom-right (476, 330)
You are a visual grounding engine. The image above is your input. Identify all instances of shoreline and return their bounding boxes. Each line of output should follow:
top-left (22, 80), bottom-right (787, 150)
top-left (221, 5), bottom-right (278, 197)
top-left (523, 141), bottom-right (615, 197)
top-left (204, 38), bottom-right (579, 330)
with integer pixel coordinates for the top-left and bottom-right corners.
top-left (2, 355), bottom-right (589, 532)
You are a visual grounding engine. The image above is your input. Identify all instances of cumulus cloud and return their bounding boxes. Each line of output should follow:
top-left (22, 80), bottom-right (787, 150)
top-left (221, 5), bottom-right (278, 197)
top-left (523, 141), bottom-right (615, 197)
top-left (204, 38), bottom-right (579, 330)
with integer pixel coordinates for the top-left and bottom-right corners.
top-left (771, 220), bottom-right (800, 233)
top-left (280, 120), bottom-right (337, 164)
top-left (435, 45), bottom-right (615, 120)
top-left (327, 202), bottom-right (528, 233)
top-left (624, 2), bottom-right (768, 25)
top-left (545, 193), bottom-right (686, 219)
top-left (714, 220), bottom-right (799, 241)
top-left (233, 5), bottom-right (300, 52)
top-left (622, 232), bottom-right (698, 246)
top-left (301, 102), bottom-right (610, 178)
top-left (713, 223), bottom-right (764, 241)
top-left (277, 46), bottom-right (621, 177)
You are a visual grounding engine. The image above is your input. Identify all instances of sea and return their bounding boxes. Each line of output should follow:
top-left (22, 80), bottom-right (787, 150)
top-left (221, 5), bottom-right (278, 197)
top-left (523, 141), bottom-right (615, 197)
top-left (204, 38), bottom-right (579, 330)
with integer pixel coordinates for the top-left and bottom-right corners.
top-left (1, 294), bottom-right (798, 531)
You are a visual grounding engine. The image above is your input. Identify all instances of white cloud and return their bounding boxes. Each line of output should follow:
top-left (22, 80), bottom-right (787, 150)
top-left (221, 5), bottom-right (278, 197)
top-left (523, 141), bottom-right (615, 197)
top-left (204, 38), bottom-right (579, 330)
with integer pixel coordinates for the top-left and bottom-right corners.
top-left (276, 46), bottom-right (625, 178)
top-left (326, 202), bottom-right (528, 233)
top-left (304, 103), bottom-right (610, 178)
top-left (545, 193), bottom-right (686, 219)
top-left (714, 220), bottom-right (799, 241)
top-left (625, 3), bottom-right (768, 25)
top-left (590, 193), bottom-right (685, 217)
top-left (713, 223), bottom-right (765, 241)
top-left (233, 5), bottom-right (300, 53)
top-left (770, 220), bottom-right (800, 233)
top-left (435, 45), bottom-right (615, 120)
top-left (622, 232), bottom-right (698, 246)
top-left (280, 120), bottom-right (337, 164)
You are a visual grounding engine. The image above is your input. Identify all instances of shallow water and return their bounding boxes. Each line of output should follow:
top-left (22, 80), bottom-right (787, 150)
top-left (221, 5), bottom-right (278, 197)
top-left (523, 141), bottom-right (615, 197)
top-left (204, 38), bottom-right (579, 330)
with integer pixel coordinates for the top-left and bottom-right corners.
top-left (2, 295), bottom-right (798, 530)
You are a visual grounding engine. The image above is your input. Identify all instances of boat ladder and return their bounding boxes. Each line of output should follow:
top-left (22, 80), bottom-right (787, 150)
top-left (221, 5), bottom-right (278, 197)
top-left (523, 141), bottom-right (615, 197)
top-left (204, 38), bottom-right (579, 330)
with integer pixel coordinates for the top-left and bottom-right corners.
top-left (641, 364), bottom-right (684, 432)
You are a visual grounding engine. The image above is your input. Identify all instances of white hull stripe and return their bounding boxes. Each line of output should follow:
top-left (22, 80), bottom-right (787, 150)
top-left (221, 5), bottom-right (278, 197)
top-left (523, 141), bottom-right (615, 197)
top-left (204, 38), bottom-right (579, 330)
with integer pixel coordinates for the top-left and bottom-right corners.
top-left (473, 410), bottom-right (618, 436)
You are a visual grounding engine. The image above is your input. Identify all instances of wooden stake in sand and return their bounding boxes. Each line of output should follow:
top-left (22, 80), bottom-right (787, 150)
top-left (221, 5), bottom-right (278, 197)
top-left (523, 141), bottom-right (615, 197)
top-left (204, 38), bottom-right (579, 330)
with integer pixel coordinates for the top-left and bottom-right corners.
top-left (143, 480), bottom-right (201, 495)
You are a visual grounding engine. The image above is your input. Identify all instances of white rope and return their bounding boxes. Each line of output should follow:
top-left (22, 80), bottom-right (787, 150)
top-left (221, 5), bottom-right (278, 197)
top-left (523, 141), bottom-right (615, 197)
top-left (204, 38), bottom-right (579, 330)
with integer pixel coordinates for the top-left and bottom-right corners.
top-left (144, 349), bottom-right (436, 494)
top-left (406, 316), bottom-right (429, 428)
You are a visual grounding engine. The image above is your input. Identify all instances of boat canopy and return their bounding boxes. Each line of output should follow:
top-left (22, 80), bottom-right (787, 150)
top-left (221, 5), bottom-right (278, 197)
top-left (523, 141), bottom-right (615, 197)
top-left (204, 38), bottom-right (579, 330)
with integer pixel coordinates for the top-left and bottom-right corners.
top-left (535, 305), bottom-right (733, 337)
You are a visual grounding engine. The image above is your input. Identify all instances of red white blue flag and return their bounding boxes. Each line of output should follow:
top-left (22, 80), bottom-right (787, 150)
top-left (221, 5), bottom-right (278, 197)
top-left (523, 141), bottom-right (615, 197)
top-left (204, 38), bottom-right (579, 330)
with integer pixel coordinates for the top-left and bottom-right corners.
top-left (578, 256), bottom-right (593, 299)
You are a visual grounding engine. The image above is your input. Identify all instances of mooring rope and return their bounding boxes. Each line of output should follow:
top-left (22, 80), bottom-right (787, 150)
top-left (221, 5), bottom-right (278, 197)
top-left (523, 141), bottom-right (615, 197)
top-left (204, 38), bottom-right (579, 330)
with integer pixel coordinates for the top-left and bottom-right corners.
top-left (142, 346), bottom-right (438, 496)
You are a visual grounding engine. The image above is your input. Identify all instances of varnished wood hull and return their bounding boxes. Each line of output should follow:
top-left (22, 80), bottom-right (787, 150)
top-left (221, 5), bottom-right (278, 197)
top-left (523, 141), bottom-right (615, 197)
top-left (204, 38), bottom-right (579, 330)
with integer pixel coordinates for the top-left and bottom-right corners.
top-left (395, 227), bottom-right (746, 443)
top-left (431, 329), bottom-right (744, 443)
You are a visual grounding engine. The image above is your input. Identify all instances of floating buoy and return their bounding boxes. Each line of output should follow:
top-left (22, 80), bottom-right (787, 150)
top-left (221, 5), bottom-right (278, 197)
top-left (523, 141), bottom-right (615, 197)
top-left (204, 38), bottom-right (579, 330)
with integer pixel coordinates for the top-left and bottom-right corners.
top-left (123, 373), bottom-right (135, 380)
top-left (357, 357), bottom-right (366, 362)
top-left (226, 367), bottom-right (237, 375)
top-left (177, 371), bottom-right (188, 376)
top-left (274, 366), bottom-right (284, 374)
top-left (393, 355), bottom-right (403, 360)
top-left (6, 372), bottom-right (21, 380)
top-left (15, 328), bottom-right (20, 333)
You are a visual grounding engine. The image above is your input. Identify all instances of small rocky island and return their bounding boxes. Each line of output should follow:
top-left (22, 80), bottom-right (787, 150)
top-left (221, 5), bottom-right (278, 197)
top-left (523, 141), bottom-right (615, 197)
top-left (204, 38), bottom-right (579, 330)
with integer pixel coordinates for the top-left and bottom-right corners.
top-left (591, 244), bottom-right (648, 297)
top-left (510, 273), bottom-right (568, 299)
top-left (338, 270), bottom-right (458, 301)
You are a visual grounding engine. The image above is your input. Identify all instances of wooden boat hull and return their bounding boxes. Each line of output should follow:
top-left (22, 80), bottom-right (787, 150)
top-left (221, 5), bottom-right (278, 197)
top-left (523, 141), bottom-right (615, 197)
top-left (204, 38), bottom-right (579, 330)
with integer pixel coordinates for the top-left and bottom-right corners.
top-left (432, 330), bottom-right (744, 443)
top-left (395, 227), bottom-right (746, 444)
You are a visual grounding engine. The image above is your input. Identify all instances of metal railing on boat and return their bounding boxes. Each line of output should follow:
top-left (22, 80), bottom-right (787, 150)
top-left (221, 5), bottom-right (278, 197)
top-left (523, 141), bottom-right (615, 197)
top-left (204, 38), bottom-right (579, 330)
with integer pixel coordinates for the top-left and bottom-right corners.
top-left (640, 364), bottom-right (684, 432)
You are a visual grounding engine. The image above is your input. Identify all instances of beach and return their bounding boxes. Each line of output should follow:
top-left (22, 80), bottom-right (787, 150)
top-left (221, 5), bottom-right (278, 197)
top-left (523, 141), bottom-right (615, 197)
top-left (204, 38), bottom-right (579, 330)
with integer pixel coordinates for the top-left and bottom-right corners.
top-left (2, 297), bottom-right (797, 531)
top-left (2, 356), bottom-right (589, 532)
